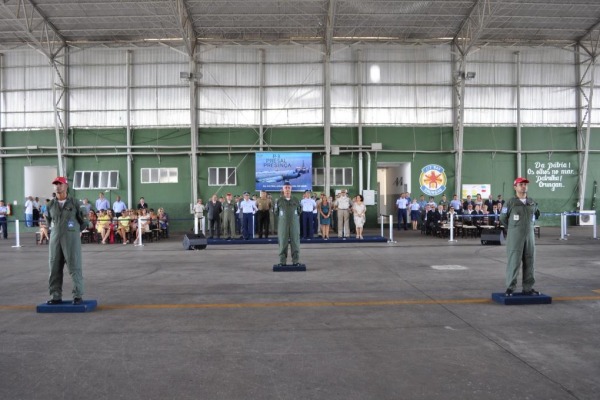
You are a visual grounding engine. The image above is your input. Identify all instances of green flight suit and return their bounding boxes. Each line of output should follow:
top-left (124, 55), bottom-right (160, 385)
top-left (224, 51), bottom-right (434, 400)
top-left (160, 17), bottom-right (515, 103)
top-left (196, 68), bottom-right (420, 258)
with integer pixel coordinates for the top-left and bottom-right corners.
top-left (276, 195), bottom-right (301, 265)
top-left (499, 197), bottom-right (539, 292)
top-left (46, 196), bottom-right (86, 300)
top-left (222, 200), bottom-right (237, 238)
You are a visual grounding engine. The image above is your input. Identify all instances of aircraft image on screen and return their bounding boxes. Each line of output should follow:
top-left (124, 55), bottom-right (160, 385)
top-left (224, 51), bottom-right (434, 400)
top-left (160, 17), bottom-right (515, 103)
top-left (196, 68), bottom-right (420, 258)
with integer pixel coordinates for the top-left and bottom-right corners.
top-left (255, 162), bottom-right (309, 183)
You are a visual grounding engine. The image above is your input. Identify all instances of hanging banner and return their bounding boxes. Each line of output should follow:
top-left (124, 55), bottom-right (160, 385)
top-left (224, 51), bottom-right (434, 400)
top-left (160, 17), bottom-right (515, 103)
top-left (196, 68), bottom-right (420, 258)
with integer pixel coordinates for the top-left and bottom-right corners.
top-left (255, 152), bottom-right (312, 192)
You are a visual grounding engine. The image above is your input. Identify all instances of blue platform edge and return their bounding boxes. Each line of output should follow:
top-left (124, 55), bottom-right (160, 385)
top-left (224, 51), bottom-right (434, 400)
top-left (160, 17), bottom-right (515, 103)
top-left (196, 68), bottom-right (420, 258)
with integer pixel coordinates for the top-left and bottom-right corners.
top-left (491, 292), bottom-right (552, 305)
top-left (273, 264), bottom-right (307, 272)
top-left (36, 299), bottom-right (98, 313)
top-left (208, 236), bottom-right (388, 245)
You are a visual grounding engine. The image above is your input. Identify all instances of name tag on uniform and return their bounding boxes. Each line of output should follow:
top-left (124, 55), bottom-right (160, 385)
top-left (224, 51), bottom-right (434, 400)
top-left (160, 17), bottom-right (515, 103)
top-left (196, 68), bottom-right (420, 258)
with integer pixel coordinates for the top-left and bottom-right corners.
top-left (513, 215), bottom-right (519, 221)
top-left (280, 210), bottom-right (283, 217)
top-left (67, 219), bottom-right (76, 231)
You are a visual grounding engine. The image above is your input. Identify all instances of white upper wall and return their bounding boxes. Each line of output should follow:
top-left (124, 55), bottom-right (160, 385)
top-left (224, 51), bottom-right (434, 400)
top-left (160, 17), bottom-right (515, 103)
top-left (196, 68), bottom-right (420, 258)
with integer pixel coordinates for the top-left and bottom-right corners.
top-left (0, 43), bottom-right (597, 129)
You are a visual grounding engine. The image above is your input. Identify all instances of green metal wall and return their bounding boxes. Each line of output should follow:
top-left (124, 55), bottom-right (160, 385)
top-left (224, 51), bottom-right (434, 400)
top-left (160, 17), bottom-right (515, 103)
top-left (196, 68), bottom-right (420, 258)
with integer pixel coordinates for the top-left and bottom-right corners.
top-left (1, 126), bottom-right (598, 231)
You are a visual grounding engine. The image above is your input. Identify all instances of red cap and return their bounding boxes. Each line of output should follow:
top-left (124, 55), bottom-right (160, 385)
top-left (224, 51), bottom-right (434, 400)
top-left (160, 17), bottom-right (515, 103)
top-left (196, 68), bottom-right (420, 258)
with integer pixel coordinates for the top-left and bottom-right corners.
top-left (52, 176), bottom-right (68, 185)
top-left (513, 177), bottom-right (529, 186)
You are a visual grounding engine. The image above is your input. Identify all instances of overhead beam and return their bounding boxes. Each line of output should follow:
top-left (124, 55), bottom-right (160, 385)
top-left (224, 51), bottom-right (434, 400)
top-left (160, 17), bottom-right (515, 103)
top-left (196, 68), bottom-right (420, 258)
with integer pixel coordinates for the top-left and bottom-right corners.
top-left (169, 0), bottom-right (197, 57)
top-left (452, 0), bottom-right (497, 57)
top-left (577, 18), bottom-right (600, 57)
top-left (0, 0), bottom-right (66, 60)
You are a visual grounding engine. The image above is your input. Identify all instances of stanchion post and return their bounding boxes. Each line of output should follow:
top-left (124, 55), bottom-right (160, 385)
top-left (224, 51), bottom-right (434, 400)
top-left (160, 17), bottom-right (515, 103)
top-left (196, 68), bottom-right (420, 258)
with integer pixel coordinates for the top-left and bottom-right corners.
top-left (560, 212), bottom-right (567, 240)
top-left (593, 215), bottom-right (597, 240)
top-left (449, 213), bottom-right (453, 241)
top-left (135, 224), bottom-right (144, 247)
top-left (388, 215), bottom-right (395, 243)
top-left (380, 215), bottom-right (384, 238)
top-left (12, 219), bottom-right (22, 248)
top-left (194, 216), bottom-right (198, 235)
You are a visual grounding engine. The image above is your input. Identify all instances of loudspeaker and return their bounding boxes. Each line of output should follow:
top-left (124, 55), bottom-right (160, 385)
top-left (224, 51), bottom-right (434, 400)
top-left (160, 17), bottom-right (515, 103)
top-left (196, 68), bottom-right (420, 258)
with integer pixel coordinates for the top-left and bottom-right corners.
top-left (481, 229), bottom-right (505, 245)
top-left (183, 233), bottom-right (207, 250)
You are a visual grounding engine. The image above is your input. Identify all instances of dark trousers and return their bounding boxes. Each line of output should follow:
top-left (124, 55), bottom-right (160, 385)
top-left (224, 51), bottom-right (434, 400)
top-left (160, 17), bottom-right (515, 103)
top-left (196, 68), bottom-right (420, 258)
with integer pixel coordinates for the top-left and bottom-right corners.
top-left (242, 213), bottom-right (253, 240)
top-left (209, 217), bottom-right (221, 238)
top-left (302, 211), bottom-right (313, 239)
top-left (0, 218), bottom-right (7, 239)
top-left (397, 209), bottom-right (408, 230)
top-left (257, 210), bottom-right (270, 238)
top-left (313, 213), bottom-right (319, 234)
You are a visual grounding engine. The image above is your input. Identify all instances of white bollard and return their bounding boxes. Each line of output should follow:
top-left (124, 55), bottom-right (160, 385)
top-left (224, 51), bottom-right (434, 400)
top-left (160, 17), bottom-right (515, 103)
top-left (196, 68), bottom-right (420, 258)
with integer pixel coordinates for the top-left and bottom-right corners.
top-left (448, 212), bottom-right (456, 242)
top-left (380, 215), bottom-right (384, 238)
top-left (194, 215), bottom-right (198, 235)
top-left (135, 224), bottom-right (144, 247)
top-left (388, 215), bottom-right (395, 243)
top-left (11, 219), bottom-right (22, 248)
top-left (592, 215), bottom-right (597, 240)
top-left (560, 212), bottom-right (567, 240)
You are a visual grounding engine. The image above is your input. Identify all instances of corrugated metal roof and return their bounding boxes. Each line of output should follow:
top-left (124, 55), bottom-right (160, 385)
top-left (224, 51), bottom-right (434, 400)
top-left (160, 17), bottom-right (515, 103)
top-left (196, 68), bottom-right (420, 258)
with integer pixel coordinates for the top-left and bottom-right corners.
top-left (1, 0), bottom-right (599, 48)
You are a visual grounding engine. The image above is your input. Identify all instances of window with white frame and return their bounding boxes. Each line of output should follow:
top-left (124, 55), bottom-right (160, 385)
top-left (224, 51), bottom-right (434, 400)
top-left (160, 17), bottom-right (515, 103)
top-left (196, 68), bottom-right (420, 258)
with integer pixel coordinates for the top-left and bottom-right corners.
top-left (73, 171), bottom-right (119, 190)
top-left (208, 167), bottom-right (236, 186)
top-left (141, 168), bottom-right (178, 184)
top-left (312, 167), bottom-right (353, 187)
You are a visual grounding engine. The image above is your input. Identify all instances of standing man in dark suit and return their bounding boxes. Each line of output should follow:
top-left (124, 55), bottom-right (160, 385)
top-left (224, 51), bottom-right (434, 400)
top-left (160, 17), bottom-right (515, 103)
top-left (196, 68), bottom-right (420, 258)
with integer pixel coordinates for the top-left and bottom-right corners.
top-left (206, 194), bottom-right (222, 239)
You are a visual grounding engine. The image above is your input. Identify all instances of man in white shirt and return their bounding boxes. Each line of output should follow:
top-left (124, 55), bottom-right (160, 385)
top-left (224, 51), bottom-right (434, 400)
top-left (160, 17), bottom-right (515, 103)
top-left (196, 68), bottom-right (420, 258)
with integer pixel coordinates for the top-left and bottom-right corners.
top-left (24, 196), bottom-right (34, 227)
top-left (193, 198), bottom-right (205, 234)
top-left (95, 192), bottom-right (109, 212)
top-left (239, 192), bottom-right (257, 240)
top-left (0, 200), bottom-right (8, 239)
top-left (395, 192), bottom-right (408, 231)
top-left (112, 195), bottom-right (128, 217)
top-left (300, 190), bottom-right (317, 239)
top-left (334, 189), bottom-right (352, 238)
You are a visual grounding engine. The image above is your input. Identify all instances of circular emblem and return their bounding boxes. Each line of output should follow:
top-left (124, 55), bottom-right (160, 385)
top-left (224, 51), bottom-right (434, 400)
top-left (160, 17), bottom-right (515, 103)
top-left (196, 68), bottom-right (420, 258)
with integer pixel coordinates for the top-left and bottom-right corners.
top-left (419, 164), bottom-right (447, 196)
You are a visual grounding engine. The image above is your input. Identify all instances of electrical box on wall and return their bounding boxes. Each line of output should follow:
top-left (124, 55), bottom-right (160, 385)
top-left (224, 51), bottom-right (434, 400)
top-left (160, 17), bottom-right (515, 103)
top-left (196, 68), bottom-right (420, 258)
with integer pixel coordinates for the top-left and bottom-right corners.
top-left (362, 190), bottom-right (376, 206)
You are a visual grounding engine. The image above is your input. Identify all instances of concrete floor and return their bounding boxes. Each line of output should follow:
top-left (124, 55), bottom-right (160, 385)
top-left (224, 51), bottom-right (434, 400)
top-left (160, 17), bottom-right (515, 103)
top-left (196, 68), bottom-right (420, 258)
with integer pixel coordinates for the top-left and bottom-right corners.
top-left (1, 226), bottom-right (599, 400)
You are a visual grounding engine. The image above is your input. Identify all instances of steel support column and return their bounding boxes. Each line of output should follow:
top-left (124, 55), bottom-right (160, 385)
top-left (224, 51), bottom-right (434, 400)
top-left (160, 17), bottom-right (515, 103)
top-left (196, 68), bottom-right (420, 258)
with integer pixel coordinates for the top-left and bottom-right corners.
top-left (576, 19), bottom-right (600, 211)
top-left (323, 0), bottom-right (337, 196)
top-left (126, 50), bottom-right (133, 208)
top-left (452, 0), bottom-right (496, 195)
top-left (452, 46), bottom-right (466, 195)
top-left (357, 49), bottom-right (364, 193)
top-left (190, 57), bottom-right (198, 205)
top-left (169, 0), bottom-right (199, 204)
top-left (1, 0), bottom-right (68, 175)
top-left (0, 53), bottom-right (3, 201)
top-left (259, 49), bottom-right (265, 151)
top-left (515, 51), bottom-right (522, 177)
top-left (51, 48), bottom-right (68, 176)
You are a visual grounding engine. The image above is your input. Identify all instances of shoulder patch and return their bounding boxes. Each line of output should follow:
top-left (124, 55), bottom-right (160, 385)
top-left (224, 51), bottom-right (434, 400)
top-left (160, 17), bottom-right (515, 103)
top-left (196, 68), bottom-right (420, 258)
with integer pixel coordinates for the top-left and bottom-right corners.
top-left (501, 207), bottom-right (508, 214)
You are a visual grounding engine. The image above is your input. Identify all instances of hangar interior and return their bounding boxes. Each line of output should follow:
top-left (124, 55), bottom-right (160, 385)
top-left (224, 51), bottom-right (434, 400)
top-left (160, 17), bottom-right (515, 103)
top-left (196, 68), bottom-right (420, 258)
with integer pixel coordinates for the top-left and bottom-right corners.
top-left (2, 2), bottom-right (600, 400)
top-left (1, 0), bottom-right (599, 228)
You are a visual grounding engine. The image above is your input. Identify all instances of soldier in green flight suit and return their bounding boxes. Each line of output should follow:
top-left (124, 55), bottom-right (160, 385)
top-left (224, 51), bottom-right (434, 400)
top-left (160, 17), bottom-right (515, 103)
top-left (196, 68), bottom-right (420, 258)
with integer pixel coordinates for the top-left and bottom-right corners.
top-left (275, 181), bottom-right (301, 266)
top-left (500, 177), bottom-right (541, 296)
top-left (46, 177), bottom-right (86, 305)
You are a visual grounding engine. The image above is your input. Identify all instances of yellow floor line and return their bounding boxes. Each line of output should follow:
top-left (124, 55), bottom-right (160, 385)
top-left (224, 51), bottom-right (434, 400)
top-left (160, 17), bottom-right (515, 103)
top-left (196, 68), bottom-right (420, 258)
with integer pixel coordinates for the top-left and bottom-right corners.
top-left (1, 294), bottom-right (600, 311)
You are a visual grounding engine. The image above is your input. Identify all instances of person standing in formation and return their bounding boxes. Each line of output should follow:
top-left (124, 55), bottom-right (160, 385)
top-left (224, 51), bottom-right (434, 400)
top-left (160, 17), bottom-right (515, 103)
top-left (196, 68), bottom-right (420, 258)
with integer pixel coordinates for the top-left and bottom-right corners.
top-left (276, 182), bottom-right (301, 266)
top-left (46, 177), bottom-right (86, 305)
